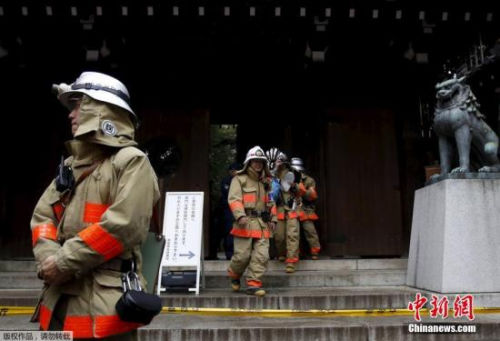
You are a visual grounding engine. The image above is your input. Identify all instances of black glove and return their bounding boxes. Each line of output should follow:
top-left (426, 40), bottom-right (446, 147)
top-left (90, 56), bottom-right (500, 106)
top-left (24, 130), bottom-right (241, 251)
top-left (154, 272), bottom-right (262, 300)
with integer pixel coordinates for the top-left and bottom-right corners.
top-left (276, 196), bottom-right (283, 206)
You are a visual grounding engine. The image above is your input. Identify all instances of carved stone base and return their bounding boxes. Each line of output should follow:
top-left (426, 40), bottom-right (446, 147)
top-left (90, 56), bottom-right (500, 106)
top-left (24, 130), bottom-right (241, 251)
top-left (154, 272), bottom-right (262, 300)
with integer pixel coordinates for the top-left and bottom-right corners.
top-left (406, 178), bottom-right (500, 293)
top-left (426, 172), bottom-right (500, 186)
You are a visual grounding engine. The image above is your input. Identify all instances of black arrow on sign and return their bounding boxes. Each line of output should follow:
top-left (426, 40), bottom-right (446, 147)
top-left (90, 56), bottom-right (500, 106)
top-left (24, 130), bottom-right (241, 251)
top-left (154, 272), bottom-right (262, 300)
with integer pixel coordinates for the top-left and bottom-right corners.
top-left (179, 251), bottom-right (195, 259)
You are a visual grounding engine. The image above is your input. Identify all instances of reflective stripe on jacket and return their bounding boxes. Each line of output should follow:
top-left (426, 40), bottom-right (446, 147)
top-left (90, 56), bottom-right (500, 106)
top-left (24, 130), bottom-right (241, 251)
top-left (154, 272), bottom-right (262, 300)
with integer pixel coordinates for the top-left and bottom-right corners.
top-left (296, 173), bottom-right (319, 221)
top-left (228, 173), bottom-right (276, 239)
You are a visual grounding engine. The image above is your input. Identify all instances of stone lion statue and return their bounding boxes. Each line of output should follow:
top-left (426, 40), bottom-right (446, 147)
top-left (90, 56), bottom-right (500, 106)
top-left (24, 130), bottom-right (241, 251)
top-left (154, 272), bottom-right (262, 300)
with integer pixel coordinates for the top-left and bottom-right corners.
top-left (433, 75), bottom-right (500, 175)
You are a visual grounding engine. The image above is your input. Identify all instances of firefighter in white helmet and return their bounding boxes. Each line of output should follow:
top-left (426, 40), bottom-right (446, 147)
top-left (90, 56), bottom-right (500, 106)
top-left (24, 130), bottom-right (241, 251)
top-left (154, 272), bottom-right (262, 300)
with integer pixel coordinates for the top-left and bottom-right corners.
top-left (53, 71), bottom-right (139, 130)
top-left (271, 151), bottom-right (302, 273)
top-left (227, 146), bottom-right (277, 296)
top-left (291, 157), bottom-right (321, 259)
top-left (31, 72), bottom-right (159, 339)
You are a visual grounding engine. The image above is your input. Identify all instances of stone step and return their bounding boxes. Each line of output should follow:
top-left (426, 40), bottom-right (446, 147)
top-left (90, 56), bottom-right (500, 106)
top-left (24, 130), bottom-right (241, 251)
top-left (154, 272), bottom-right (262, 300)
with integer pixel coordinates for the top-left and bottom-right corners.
top-left (205, 269), bottom-right (407, 288)
top-left (160, 286), bottom-right (416, 310)
top-left (2, 287), bottom-right (500, 310)
top-left (0, 258), bottom-right (408, 272)
top-left (0, 313), bottom-right (497, 341)
top-left (0, 286), bottom-right (418, 310)
top-left (0, 259), bottom-right (408, 290)
top-left (0, 260), bottom-right (37, 272)
top-left (203, 258), bottom-right (408, 272)
top-left (0, 272), bottom-right (41, 289)
top-left (0, 268), bottom-right (407, 289)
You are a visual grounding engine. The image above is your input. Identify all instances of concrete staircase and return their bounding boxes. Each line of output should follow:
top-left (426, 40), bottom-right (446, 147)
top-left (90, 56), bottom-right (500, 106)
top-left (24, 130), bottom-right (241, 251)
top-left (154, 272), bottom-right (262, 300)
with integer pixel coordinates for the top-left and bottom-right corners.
top-left (1, 258), bottom-right (499, 340)
top-left (0, 258), bottom-right (408, 290)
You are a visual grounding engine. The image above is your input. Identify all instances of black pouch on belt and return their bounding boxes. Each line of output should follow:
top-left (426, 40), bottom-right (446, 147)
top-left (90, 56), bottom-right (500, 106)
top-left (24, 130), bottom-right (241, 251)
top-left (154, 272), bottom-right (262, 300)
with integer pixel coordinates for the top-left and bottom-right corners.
top-left (115, 264), bottom-right (162, 324)
top-left (261, 211), bottom-right (271, 223)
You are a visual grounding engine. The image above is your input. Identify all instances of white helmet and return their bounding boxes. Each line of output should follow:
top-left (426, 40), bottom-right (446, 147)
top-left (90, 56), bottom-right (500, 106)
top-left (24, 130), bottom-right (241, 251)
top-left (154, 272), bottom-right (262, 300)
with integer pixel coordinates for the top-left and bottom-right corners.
top-left (277, 151), bottom-right (288, 163)
top-left (266, 147), bottom-right (288, 162)
top-left (54, 71), bottom-right (136, 120)
top-left (266, 147), bottom-right (288, 174)
top-left (290, 157), bottom-right (305, 172)
top-left (244, 146), bottom-right (267, 164)
top-left (238, 146), bottom-right (270, 175)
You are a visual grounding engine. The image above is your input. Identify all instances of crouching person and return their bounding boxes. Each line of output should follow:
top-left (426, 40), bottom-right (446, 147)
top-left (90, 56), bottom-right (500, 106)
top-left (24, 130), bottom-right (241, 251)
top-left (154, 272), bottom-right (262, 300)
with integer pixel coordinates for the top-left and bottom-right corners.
top-left (227, 146), bottom-right (277, 296)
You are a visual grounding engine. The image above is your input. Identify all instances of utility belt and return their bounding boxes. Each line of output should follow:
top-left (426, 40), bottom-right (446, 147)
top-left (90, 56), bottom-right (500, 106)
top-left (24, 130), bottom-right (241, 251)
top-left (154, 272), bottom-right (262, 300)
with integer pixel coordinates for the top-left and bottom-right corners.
top-left (100, 258), bottom-right (134, 273)
top-left (245, 209), bottom-right (271, 223)
top-left (302, 199), bottom-right (314, 206)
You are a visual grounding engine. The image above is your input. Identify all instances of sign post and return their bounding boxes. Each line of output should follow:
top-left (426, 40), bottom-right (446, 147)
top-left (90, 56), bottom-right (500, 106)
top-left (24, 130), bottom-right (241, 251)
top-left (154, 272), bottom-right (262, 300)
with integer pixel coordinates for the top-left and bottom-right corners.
top-left (157, 192), bottom-right (204, 295)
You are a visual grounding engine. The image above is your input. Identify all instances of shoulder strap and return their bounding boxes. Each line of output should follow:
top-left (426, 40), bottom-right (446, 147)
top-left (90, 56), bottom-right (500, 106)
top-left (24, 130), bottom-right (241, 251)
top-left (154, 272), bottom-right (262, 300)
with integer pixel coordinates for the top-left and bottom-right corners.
top-left (61, 161), bottom-right (102, 206)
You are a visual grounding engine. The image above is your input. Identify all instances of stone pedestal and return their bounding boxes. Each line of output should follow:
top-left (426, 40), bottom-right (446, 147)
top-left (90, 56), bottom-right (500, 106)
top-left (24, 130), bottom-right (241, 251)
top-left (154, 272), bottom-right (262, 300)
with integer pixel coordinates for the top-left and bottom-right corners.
top-left (406, 178), bottom-right (500, 293)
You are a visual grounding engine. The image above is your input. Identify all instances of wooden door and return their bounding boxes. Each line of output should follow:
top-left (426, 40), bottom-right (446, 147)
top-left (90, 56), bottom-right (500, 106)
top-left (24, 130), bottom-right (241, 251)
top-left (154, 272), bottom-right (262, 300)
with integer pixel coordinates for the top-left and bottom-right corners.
top-left (320, 109), bottom-right (403, 256)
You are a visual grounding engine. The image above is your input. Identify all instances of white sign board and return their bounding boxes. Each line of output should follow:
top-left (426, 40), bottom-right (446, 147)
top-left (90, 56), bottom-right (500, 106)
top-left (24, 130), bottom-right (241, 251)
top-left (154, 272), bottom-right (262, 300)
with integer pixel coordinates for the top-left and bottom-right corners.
top-left (157, 192), bottom-right (204, 295)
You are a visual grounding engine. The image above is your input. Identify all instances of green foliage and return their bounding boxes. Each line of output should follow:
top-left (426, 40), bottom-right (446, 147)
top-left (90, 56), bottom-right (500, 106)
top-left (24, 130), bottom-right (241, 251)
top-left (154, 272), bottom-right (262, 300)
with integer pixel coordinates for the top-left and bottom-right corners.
top-left (209, 125), bottom-right (238, 209)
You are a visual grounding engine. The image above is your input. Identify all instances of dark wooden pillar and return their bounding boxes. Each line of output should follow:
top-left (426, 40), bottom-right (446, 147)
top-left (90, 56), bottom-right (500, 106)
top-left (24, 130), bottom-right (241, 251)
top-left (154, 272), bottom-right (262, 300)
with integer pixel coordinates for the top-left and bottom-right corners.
top-left (138, 108), bottom-right (211, 256)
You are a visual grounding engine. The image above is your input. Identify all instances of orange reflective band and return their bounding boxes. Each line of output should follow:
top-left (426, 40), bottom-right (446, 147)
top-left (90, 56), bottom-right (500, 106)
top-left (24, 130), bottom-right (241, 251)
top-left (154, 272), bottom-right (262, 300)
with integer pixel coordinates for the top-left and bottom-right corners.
top-left (286, 257), bottom-right (299, 263)
top-left (83, 202), bottom-right (110, 223)
top-left (247, 280), bottom-right (262, 288)
top-left (277, 211), bottom-right (298, 220)
top-left (230, 228), bottom-right (270, 239)
top-left (298, 183), bottom-right (307, 196)
top-left (63, 315), bottom-right (141, 339)
top-left (32, 223), bottom-right (58, 246)
top-left (271, 206), bottom-right (277, 215)
top-left (53, 203), bottom-right (64, 221)
top-left (64, 315), bottom-right (93, 339)
top-left (227, 268), bottom-right (240, 280)
top-left (243, 194), bottom-right (257, 203)
top-left (262, 195), bottom-right (270, 203)
top-left (307, 188), bottom-right (318, 201)
top-left (299, 212), bottom-right (319, 221)
top-left (95, 315), bottom-right (142, 338)
top-left (311, 247), bottom-right (321, 254)
top-left (308, 213), bottom-right (319, 220)
top-left (78, 224), bottom-right (124, 261)
top-left (229, 201), bottom-right (244, 212)
top-left (39, 305), bottom-right (52, 331)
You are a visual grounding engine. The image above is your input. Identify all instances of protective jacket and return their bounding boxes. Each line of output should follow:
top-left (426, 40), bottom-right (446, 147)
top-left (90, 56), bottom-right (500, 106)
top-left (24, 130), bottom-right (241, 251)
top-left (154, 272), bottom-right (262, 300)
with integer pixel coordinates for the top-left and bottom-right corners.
top-left (296, 173), bottom-right (321, 256)
top-left (228, 167), bottom-right (276, 238)
top-left (275, 167), bottom-right (300, 220)
top-left (297, 173), bottom-right (319, 221)
top-left (31, 96), bottom-right (160, 338)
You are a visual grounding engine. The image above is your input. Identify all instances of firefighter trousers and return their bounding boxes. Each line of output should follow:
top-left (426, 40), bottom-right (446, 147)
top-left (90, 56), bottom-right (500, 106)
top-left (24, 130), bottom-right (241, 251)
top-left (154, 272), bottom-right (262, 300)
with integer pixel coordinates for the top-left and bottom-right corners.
top-left (274, 218), bottom-right (300, 263)
top-left (301, 220), bottom-right (321, 254)
top-left (228, 236), bottom-right (269, 287)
